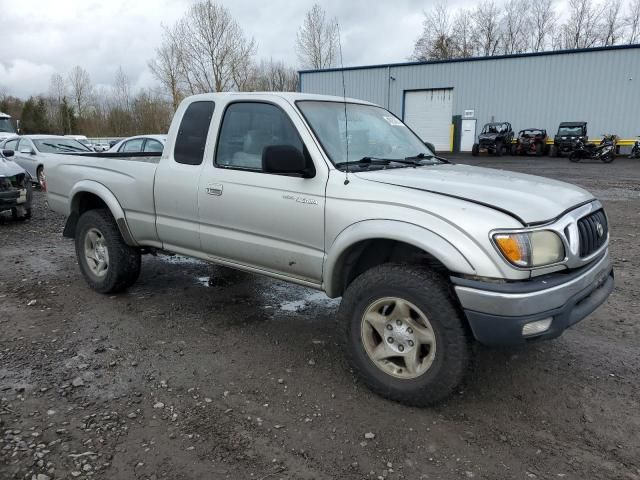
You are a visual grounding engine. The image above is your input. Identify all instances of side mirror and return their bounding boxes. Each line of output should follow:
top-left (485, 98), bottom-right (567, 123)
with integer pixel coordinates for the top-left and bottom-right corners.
top-left (1, 149), bottom-right (15, 158)
top-left (262, 145), bottom-right (312, 177)
top-left (19, 148), bottom-right (35, 155)
top-left (424, 142), bottom-right (436, 153)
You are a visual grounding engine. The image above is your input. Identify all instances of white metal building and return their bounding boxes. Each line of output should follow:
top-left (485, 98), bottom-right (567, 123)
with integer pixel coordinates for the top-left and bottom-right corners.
top-left (298, 45), bottom-right (640, 152)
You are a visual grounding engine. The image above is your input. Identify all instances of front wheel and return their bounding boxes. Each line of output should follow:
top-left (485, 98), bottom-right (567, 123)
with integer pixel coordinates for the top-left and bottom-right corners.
top-left (495, 141), bottom-right (503, 156)
top-left (340, 264), bottom-right (471, 406)
top-left (75, 209), bottom-right (141, 293)
top-left (471, 143), bottom-right (479, 156)
top-left (601, 151), bottom-right (615, 163)
top-left (569, 152), bottom-right (581, 163)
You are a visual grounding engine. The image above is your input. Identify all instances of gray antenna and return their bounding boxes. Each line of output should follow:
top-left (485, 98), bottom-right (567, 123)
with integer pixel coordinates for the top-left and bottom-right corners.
top-left (337, 22), bottom-right (349, 185)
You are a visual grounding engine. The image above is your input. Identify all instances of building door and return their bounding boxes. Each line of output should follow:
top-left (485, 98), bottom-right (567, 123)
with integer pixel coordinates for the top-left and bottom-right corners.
top-left (460, 119), bottom-right (476, 152)
top-left (403, 89), bottom-right (453, 152)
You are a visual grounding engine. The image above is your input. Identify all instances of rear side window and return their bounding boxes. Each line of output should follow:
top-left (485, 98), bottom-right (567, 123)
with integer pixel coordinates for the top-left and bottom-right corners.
top-left (174, 101), bottom-right (215, 165)
top-left (121, 138), bottom-right (144, 153)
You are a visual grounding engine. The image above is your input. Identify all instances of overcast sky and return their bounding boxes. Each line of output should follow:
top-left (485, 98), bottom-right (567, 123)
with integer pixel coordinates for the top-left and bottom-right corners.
top-left (0, 0), bottom-right (460, 98)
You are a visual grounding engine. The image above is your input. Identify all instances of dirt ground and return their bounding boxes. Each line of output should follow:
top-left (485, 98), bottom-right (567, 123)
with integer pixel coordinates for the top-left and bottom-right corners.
top-left (1, 155), bottom-right (639, 480)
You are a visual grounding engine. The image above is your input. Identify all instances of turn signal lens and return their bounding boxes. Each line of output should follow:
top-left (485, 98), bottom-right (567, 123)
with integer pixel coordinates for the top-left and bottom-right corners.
top-left (493, 231), bottom-right (564, 268)
top-left (494, 234), bottom-right (531, 267)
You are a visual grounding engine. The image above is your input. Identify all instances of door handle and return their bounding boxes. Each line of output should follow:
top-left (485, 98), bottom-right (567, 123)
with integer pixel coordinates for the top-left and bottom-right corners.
top-left (205, 183), bottom-right (223, 196)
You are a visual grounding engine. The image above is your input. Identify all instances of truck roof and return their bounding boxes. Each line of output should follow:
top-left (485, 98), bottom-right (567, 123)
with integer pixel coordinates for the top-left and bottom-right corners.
top-left (185, 92), bottom-right (376, 106)
top-left (558, 122), bottom-right (587, 127)
top-left (0, 112), bottom-right (11, 118)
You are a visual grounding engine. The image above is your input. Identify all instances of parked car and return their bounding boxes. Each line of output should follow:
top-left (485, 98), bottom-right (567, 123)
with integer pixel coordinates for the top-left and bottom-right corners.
top-left (0, 149), bottom-right (32, 220)
top-left (108, 135), bottom-right (166, 153)
top-left (45, 93), bottom-right (613, 406)
top-left (0, 112), bottom-right (18, 141)
top-left (1, 135), bottom-right (93, 190)
top-left (552, 122), bottom-right (587, 157)
top-left (66, 135), bottom-right (95, 151)
top-left (472, 122), bottom-right (514, 156)
top-left (92, 141), bottom-right (111, 152)
top-left (514, 128), bottom-right (549, 156)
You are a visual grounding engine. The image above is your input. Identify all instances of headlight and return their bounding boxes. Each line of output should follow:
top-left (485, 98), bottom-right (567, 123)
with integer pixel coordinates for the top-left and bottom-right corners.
top-left (493, 231), bottom-right (565, 268)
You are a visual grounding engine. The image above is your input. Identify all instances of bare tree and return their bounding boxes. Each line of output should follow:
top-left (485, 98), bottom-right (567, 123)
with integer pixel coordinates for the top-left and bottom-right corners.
top-left (173, 1), bottom-right (257, 92)
top-left (602, 0), bottom-right (623, 45)
top-left (149, 26), bottom-right (184, 110)
top-left (412, 4), bottom-right (456, 60)
top-left (562, 0), bottom-right (605, 49)
top-left (49, 73), bottom-right (67, 103)
top-left (451, 9), bottom-right (476, 57)
top-left (296, 3), bottom-right (339, 69)
top-left (113, 66), bottom-right (132, 112)
top-left (529, 0), bottom-right (557, 51)
top-left (245, 59), bottom-right (299, 92)
top-left (625, 0), bottom-right (640, 43)
top-left (68, 66), bottom-right (92, 117)
top-left (473, 1), bottom-right (503, 56)
top-left (502, 0), bottom-right (531, 53)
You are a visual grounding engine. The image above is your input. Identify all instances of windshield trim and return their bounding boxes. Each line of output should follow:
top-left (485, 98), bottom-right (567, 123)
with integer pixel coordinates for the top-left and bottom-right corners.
top-left (294, 99), bottom-right (437, 171)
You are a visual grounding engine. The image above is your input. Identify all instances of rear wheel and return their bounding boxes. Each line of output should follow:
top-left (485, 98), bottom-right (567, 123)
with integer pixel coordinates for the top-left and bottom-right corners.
top-left (569, 151), bottom-right (581, 163)
top-left (340, 264), bottom-right (470, 406)
top-left (471, 143), bottom-right (479, 156)
top-left (75, 209), bottom-right (141, 293)
top-left (535, 142), bottom-right (543, 157)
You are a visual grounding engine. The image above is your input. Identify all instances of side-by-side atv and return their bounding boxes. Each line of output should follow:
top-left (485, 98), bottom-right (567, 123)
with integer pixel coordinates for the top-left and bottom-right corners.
top-left (472, 122), bottom-right (513, 157)
top-left (552, 122), bottom-right (587, 157)
top-left (514, 129), bottom-right (549, 156)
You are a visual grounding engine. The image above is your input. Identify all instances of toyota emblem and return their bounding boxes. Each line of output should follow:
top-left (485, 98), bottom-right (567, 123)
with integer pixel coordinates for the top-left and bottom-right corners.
top-left (596, 222), bottom-right (604, 237)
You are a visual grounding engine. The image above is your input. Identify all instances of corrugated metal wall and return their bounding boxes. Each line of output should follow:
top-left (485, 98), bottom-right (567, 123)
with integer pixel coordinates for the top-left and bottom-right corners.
top-left (299, 46), bottom-right (640, 140)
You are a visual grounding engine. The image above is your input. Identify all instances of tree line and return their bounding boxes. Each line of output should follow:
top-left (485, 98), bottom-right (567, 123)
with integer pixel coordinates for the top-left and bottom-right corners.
top-left (0, 1), bottom-right (336, 137)
top-left (412, 0), bottom-right (640, 60)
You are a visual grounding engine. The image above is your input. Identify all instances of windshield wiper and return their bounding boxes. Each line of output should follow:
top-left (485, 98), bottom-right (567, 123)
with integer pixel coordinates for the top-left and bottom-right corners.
top-left (334, 157), bottom-right (393, 169)
top-left (404, 152), bottom-right (450, 163)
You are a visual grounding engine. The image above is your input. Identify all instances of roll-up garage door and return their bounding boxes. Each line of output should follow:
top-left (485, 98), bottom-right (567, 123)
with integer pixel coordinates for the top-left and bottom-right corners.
top-left (403, 89), bottom-right (453, 152)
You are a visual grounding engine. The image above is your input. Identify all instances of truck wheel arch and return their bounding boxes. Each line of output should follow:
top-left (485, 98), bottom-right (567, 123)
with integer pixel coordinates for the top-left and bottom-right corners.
top-left (63, 181), bottom-right (137, 247)
top-left (323, 220), bottom-right (476, 298)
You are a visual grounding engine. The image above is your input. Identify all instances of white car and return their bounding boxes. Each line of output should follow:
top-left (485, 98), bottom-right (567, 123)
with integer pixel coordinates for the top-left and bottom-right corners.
top-left (108, 135), bottom-right (166, 153)
top-left (1, 135), bottom-right (92, 189)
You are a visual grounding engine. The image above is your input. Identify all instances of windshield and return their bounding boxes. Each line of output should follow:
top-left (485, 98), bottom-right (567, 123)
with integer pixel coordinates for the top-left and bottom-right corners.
top-left (33, 138), bottom-right (92, 153)
top-left (482, 123), bottom-right (506, 134)
top-left (558, 126), bottom-right (584, 136)
top-left (0, 118), bottom-right (16, 134)
top-left (296, 101), bottom-right (438, 170)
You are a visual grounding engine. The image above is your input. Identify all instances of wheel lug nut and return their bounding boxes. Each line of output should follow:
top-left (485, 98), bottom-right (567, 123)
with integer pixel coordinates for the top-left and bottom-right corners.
top-left (386, 324), bottom-right (393, 330)
top-left (408, 340), bottom-right (414, 347)
top-left (387, 337), bottom-right (394, 343)
top-left (396, 320), bottom-right (402, 326)
top-left (407, 328), bottom-right (413, 334)
top-left (398, 345), bottom-right (404, 352)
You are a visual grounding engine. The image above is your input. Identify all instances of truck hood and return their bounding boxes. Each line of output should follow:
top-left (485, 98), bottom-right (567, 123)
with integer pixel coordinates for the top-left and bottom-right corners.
top-left (354, 163), bottom-right (594, 225)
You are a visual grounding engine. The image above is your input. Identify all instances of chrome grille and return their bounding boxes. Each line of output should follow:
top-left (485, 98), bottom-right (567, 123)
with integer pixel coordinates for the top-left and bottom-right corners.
top-left (577, 209), bottom-right (608, 257)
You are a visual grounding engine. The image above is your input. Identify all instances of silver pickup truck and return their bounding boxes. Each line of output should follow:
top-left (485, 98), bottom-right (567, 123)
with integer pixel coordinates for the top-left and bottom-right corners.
top-left (46, 93), bottom-right (614, 406)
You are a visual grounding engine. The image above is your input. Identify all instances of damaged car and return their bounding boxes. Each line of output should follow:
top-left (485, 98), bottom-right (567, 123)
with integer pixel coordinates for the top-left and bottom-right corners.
top-left (0, 149), bottom-right (32, 220)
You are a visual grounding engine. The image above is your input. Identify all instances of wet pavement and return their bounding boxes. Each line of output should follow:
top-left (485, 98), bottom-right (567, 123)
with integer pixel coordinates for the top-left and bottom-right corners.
top-left (1, 155), bottom-right (639, 480)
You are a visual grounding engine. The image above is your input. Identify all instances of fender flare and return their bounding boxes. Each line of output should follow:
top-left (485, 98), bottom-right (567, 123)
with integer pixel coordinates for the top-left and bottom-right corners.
top-left (63, 180), bottom-right (137, 246)
top-left (323, 219), bottom-right (476, 297)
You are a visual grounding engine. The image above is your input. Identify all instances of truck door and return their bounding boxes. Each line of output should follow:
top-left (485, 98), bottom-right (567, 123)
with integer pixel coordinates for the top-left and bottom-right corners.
top-left (154, 100), bottom-right (215, 253)
top-left (197, 100), bottom-right (328, 284)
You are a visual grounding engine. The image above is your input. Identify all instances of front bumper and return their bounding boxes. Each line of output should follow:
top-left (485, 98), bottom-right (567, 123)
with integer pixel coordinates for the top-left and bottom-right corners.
top-left (0, 189), bottom-right (26, 209)
top-left (451, 251), bottom-right (614, 346)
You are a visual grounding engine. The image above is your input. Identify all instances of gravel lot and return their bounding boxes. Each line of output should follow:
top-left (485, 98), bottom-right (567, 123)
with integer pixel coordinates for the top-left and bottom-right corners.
top-left (1, 155), bottom-right (639, 480)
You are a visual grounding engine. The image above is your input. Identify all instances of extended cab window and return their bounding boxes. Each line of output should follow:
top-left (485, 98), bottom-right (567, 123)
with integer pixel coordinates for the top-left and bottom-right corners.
top-left (215, 102), bottom-right (304, 171)
top-left (175, 101), bottom-right (215, 165)
top-left (143, 139), bottom-right (163, 153)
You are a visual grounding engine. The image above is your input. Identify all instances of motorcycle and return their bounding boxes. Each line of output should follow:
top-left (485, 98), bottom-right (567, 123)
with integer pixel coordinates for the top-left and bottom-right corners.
top-left (629, 137), bottom-right (640, 159)
top-left (569, 134), bottom-right (617, 163)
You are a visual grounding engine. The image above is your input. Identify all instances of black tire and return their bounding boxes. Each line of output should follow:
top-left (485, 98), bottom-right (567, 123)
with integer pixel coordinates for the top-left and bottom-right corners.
top-left (471, 143), bottom-right (479, 156)
top-left (495, 141), bottom-right (503, 156)
top-left (339, 264), bottom-right (471, 406)
top-left (535, 142), bottom-right (543, 157)
top-left (75, 209), bottom-right (141, 293)
top-left (550, 145), bottom-right (558, 157)
top-left (569, 151), bottom-right (581, 163)
top-left (11, 207), bottom-right (31, 221)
